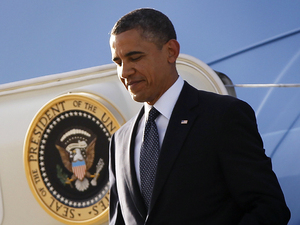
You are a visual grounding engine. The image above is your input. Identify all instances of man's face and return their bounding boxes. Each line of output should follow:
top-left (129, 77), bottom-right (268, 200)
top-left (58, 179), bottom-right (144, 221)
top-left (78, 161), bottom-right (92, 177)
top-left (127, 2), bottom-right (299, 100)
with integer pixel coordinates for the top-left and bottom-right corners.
top-left (110, 29), bottom-right (176, 105)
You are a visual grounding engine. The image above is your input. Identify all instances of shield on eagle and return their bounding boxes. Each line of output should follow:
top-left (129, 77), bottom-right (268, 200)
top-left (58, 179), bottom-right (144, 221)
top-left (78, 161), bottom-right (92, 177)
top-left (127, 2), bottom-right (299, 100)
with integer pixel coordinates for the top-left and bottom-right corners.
top-left (72, 160), bottom-right (86, 181)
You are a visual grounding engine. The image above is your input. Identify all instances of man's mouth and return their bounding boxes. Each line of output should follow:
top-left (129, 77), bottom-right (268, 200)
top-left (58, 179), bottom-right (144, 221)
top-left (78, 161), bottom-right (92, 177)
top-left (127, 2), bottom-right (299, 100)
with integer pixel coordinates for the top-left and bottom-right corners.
top-left (127, 80), bottom-right (144, 92)
top-left (127, 80), bottom-right (140, 86)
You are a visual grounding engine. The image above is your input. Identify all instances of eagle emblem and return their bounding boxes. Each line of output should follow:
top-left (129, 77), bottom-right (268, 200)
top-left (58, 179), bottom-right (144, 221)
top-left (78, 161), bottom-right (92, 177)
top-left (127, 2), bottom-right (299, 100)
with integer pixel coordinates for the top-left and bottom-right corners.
top-left (55, 128), bottom-right (104, 191)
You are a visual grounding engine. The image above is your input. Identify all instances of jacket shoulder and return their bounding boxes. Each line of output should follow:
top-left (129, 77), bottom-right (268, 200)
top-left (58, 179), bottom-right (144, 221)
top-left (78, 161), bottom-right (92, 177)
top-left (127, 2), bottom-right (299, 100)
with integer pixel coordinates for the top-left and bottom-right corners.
top-left (184, 81), bottom-right (250, 111)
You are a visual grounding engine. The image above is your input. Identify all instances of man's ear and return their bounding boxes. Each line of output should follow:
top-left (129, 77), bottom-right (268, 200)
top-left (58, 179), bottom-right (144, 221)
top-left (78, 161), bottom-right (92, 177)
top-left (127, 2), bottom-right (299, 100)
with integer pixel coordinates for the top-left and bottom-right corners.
top-left (166, 39), bottom-right (180, 63)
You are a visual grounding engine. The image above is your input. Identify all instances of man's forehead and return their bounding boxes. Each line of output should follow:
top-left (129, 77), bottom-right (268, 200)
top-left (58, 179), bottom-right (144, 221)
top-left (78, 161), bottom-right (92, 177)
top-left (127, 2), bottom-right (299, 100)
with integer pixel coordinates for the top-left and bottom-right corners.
top-left (109, 34), bottom-right (118, 48)
top-left (110, 30), bottom-right (150, 53)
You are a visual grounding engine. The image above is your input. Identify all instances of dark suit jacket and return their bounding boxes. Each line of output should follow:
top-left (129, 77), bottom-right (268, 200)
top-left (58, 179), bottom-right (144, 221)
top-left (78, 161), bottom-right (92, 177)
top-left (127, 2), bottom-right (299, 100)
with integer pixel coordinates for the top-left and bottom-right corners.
top-left (109, 82), bottom-right (290, 225)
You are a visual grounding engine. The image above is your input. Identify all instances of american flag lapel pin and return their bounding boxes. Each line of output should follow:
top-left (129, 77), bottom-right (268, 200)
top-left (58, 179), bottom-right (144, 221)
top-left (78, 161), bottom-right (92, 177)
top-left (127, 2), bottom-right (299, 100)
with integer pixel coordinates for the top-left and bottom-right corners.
top-left (181, 120), bottom-right (188, 124)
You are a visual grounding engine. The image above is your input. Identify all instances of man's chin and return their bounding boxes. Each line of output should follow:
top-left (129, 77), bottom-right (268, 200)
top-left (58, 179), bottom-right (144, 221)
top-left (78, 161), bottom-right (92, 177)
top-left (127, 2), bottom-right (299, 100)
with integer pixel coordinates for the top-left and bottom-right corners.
top-left (130, 92), bottom-right (150, 103)
top-left (131, 94), bottom-right (144, 103)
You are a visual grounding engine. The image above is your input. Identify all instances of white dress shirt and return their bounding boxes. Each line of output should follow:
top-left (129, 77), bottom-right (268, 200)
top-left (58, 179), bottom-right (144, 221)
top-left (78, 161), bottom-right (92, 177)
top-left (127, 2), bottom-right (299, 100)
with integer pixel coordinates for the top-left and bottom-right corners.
top-left (134, 76), bottom-right (184, 187)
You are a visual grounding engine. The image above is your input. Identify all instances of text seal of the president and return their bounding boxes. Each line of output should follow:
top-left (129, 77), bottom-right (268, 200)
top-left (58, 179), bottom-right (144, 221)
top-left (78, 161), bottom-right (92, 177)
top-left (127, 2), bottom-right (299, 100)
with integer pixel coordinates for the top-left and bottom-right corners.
top-left (24, 92), bottom-right (123, 224)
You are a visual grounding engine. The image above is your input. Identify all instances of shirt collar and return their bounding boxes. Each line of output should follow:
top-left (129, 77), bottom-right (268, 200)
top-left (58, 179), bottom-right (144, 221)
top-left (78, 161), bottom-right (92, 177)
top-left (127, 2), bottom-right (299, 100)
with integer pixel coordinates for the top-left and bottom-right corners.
top-left (144, 76), bottom-right (184, 120)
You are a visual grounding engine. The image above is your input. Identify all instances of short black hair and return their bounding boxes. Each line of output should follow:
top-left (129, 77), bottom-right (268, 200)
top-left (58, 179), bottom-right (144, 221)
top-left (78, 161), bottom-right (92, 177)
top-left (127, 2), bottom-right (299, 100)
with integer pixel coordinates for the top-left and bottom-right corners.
top-left (111, 8), bottom-right (177, 49)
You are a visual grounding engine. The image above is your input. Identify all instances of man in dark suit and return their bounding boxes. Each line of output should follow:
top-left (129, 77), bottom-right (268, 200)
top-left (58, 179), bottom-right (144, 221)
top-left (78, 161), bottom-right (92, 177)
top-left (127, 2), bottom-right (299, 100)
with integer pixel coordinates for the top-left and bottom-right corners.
top-left (108, 8), bottom-right (290, 225)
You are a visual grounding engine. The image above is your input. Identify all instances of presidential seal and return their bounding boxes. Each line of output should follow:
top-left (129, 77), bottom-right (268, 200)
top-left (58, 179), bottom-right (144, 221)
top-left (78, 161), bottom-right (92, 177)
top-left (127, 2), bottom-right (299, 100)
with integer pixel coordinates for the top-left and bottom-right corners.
top-left (24, 92), bottom-right (124, 224)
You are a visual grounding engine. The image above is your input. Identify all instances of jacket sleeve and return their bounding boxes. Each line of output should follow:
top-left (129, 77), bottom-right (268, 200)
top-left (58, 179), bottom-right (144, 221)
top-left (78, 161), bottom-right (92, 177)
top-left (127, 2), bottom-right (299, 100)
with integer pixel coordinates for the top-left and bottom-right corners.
top-left (218, 99), bottom-right (290, 225)
top-left (109, 134), bottom-right (125, 225)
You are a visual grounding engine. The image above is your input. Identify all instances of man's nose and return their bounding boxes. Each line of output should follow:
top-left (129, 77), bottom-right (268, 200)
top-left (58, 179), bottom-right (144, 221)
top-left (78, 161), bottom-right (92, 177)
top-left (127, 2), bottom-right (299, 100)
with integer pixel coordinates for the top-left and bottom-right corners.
top-left (119, 63), bottom-right (134, 79)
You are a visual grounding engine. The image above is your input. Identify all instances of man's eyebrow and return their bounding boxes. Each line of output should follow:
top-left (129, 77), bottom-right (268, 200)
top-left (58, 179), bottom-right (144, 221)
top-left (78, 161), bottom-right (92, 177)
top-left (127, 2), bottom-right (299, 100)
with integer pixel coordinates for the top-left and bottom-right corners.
top-left (112, 51), bottom-right (145, 63)
top-left (125, 51), bottom-right (144, 57)
top-left (112, 56), bottom-right (120, 62)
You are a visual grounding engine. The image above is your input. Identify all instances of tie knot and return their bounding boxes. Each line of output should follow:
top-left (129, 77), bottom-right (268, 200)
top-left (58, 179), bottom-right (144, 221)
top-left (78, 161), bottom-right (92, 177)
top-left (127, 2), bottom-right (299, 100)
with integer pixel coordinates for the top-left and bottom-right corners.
top-left (148, 107), bottom-right (160, 122)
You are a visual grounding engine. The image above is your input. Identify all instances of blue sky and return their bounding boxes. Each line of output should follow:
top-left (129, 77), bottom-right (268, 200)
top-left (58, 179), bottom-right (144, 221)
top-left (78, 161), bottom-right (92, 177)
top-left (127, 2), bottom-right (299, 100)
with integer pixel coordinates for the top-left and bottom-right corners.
top-left (1, 0), bottom-right (299, 85)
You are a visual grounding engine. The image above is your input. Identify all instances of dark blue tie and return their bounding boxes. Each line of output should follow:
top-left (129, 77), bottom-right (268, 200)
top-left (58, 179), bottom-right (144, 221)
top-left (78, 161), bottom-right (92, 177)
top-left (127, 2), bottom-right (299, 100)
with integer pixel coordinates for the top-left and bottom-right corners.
top-left (140, 107), bottom-right (160, 209)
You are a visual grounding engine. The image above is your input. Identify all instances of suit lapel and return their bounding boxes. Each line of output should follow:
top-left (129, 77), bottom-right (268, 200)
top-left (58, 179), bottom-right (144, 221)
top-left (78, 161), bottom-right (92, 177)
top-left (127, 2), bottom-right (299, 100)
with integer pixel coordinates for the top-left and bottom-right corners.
top-left (149, 82), bottom-right (199, 213)
top-left (122, 107), bottom-right (148, 218)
